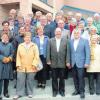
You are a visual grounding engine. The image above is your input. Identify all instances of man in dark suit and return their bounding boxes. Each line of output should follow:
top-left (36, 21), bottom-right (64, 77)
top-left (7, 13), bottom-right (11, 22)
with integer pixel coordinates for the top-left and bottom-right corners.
top-left (69, 29), bottom-right (90, 98)
top-left (47, 28), bottom-right (70, 97)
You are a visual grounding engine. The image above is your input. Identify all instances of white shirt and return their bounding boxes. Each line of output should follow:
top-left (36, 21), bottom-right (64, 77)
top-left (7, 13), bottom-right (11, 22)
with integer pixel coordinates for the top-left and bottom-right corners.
top-left (55, 38), bottom-right (61, 52)
top-left (74, 39), bottom-right (80, 51)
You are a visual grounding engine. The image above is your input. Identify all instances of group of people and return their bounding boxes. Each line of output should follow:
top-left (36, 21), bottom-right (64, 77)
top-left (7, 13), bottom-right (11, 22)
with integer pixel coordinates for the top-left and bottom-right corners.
top-left (0, 8), bottom-right (100, 100)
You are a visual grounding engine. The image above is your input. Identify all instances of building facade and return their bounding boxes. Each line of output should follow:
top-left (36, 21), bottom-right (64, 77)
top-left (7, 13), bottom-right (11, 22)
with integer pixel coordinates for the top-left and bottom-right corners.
top-left (0, 0), bottom-right (100, 21)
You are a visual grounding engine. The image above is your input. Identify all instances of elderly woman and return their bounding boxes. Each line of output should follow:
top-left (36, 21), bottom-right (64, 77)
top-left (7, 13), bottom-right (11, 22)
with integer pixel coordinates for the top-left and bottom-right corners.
top-left (87, 35), bottom-right (100, 95)
top-left (33, 25), bottom-right (49, 89)
top-left (0, 33), bottom-right (13, 100)
top-left (13, 32), bottom-right (39, 99)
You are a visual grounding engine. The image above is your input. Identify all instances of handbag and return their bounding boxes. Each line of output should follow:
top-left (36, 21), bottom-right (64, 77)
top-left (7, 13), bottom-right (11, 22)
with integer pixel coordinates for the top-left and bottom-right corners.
top-left (36, 58), bottom-right (43, 71)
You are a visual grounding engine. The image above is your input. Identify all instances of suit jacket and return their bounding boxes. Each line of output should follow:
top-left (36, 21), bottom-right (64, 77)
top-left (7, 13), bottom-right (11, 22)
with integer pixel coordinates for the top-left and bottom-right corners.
top-left (70, 38), bottom-right (90, 68)
top-left (47, 37), bottom-right (70, 68)
top-left (61, 29), bottom-right (70, 40)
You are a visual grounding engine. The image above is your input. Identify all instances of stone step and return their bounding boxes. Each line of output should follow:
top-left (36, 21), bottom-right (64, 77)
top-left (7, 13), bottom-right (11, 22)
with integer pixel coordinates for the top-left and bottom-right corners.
top-left (2, 78), bottom-right (100, 100)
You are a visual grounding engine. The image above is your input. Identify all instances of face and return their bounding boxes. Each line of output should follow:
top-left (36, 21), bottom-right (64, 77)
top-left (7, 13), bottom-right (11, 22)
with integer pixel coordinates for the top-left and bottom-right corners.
top-left (46, 13), bottom-right (52, 21)
top-left (19, 27), bottom-right (25, 36)
top-left (3, 23), bottom-right (9, 30)
top-left (40, 17), bottom-right (47, 26)
top-left (67, 12), bottom-right (73, 20)
top-left (35, 11), bottom-right (42, 20)
top-left (37, 27), bottom-right (43, 36)
top-left (25, 18), bottom-right (31, 26)
top-left (18, 17), bottom-right (24, 24)
top-left (87, 20), bottom-right (93, 26)
top-left (90, 28), bottom-right (97, 35)
top-left (75, 13), bottom-right (82, 21)
top-left (9, 9), bottom-right (16, 19)
top-left (74, 31), bottom-right (80, 39)
top-left (25, 26), bottom-right (30, 32)
top-left (55, 28), bottom-right (62, 38)
top-left (78, 23), bottom-right (84, 30)
top-left (55, 15), bottom-right (63, 22)
top-left (24, 35), bottom-right (31, 44)
top-left (58, 21), bottom-right (64, 29)
top-left (1, 34), bottom-right (9, 42)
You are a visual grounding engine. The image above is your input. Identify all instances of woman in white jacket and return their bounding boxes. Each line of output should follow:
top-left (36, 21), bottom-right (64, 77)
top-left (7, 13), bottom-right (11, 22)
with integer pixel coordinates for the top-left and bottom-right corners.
top-left (87, 34), bottom-right (100, 95)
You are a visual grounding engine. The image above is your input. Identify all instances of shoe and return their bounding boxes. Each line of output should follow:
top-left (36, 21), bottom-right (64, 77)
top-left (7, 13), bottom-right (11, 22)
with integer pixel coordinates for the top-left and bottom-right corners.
top-left (4, 94), bottom-right (10, 98)
top-left (14, 84), bottom-right (16, 88)
top-left (13, 95), bottom-right (22, 100)
top-left (41, 84), bottom-right (45, 89)
top-left (28, 95), bottom-right (32, 98)
top-left (96, 93), bottom-right (100, 95)
top-left (80, 92), bottom-right (85, 99)
top-left (37, 83), bottom-right (42, 88)
top-left (90, 92), bottom-right (94, 95)
top-left (59, 92), bottom-right (65, 97)
top-left (72, 91), bottom-right (80, 95)
top-left (53, 91), bottom-right (58, 97)
top-left (0, 96), bottom-right (2, 100)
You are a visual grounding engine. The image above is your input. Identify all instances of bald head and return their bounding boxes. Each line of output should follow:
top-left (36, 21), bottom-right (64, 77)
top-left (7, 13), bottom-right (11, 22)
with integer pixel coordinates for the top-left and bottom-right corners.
top-left (55, 28), bottom-right (62, 38)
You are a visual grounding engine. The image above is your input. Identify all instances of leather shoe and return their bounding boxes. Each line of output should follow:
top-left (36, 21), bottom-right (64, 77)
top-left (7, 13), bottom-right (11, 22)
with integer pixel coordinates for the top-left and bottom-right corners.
top-left (72, 91), bottom-right (80, 95)
top-left (80, 92), bottom-right (85, 98)
top-left (90, 92), bottom-right (94, 95)
top-left (96, 93), bottom-right (100, 95)
top-left (53, 92), bottom-right (58, 97)
top-left (4, 94), bottom-right (10, 98)
top-left (59, 92), bottom-right (65, 97)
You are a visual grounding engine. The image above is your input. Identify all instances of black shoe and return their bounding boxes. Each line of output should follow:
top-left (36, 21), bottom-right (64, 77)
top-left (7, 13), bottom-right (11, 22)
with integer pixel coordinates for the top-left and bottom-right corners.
top-left (59, 92), bottom-right (65, 97)
top-left (53, 92), bottom-right (58, 97)
top-left (80, 93), bottom-right (85, 99)
top-left (96, 93), bottom-right (100, 95)
top-left (41, 84), bottom-right (46, 89)
top-left (90, 92), bottom-right (94, 95)
top-left (72, 91), bottom-right (80, 95)
top-left (0, 96), bottom-right (2, 100)
top-left (14, 84), bottom-right (16, 88)
top-left (4, 94), bottom-right (10, 98)
top-left (37, 83), bottom-right (42, 88)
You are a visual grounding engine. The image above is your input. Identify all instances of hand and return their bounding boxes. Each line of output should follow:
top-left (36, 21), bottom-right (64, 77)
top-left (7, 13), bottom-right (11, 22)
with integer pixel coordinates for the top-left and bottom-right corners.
top-left (17, 66), bottom-right (22, 70)
top-left (5, 57), bottom-right (11, 63)
top-left (8, 57), bottom-right (13, 62)
top-left (2, 57), bottom-right (8, 63)
top-left (84, 64), bottom-right (89, 68)
top-left (66, 63), bottom-right (71, 69)
top-left (47, 61), bottom-right (51, 65)
top-left (32, 66), bottom-right (38, 72)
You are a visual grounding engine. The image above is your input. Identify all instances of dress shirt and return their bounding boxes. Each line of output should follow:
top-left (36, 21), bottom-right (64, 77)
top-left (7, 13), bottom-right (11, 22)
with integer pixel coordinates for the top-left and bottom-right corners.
top-left (55, 38), bottom-right (61, 52)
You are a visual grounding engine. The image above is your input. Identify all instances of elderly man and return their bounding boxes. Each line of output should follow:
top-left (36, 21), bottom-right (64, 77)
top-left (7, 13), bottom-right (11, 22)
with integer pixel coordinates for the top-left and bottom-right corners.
top-left (69, 29), bottom-right (90, 98)
top-left (93, 13), bottom-right (100, 35)
top-left (47, 28), bottom-right (70, 97)
top-left (57, 19), bottom-right (70, 39)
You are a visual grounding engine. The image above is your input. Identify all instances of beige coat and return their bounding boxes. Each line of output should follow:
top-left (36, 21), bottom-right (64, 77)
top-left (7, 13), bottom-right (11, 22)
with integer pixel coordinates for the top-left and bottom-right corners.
top-left (87, 44), bottom-right (100, 72)
top-left (16, 42), bottom-right (39, 72)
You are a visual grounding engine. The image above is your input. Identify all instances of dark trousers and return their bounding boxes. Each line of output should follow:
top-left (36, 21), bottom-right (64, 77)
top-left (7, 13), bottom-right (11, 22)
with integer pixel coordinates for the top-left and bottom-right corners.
top-left (0, 79), bottom-right (9, 95)
top-left (72, 64), bottom-right (85, 93)
top-left (35, 55), bottom-right (49, 84)
top-left (88, 73), bottom-right (100, 94)
top-left (52, 68), bottom-right (65, 93)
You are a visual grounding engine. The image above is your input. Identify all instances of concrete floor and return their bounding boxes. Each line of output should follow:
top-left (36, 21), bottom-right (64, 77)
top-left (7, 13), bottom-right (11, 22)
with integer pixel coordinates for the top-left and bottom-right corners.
top-left (1, 78), bottom-right (100, 100)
